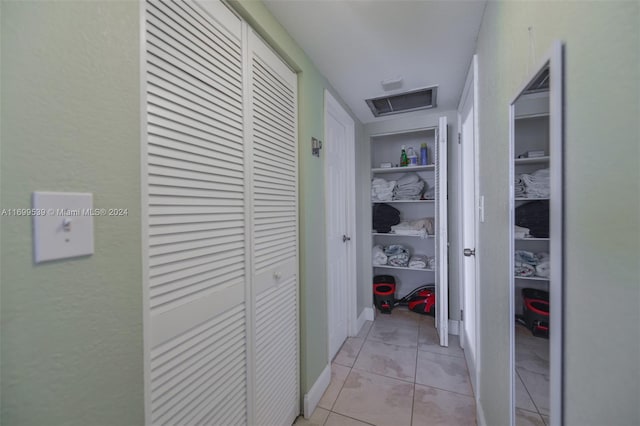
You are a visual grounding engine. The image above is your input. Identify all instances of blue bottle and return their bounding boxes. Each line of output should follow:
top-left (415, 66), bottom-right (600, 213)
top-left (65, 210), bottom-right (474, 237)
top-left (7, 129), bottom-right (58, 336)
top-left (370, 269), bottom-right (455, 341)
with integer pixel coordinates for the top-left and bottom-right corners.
top-left (420, 143), bottom-right (428, 165)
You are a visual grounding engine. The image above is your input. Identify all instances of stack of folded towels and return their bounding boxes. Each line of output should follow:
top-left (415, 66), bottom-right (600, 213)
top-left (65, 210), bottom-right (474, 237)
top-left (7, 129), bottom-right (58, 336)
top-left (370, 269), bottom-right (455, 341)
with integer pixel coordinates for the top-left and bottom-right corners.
top-left (516, 168), bottom-right (550, 198)
top-left (390, 217), bottom-right (435, 239)
top-left (384, 245), bottom-right (410, 267)
top-left (408, 255), bottom-right (436, 270)
top-left (514, 250), bottom-right (550, 278)
top-left (372, 244), bottom-right (434, 270)
top-left (393, 173), bottom-right (424, 200)
top-left (371, 178), bottom-right (396, 202)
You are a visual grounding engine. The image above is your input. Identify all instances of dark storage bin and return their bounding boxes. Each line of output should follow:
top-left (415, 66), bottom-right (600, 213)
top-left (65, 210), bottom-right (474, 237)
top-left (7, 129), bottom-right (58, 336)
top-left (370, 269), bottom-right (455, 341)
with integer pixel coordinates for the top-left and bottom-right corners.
top-left (373, 275), bottom-right (396, 314)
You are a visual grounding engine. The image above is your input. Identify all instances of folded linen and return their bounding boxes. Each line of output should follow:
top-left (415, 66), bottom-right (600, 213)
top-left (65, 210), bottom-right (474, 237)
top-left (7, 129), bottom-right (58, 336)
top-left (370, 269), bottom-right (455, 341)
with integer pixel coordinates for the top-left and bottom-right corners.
top-left (536, 260), bottom-right (550, 278)
top-left (409, 255), bottom-right (427, 269)
top-left (396, 173), bottom-right (420, 187)
top-left (372, 245), bottom-right (387, 266)
top-left (514, 225), bottom-right (531, 239)
top-left (391, 218), bottom-right (435, 238)
top-left (384, 244), bottom-right (410, 267)
top-left (372, 178), bottom-right (396, 202)
top-left (515, 261), bottom-right (535, 277)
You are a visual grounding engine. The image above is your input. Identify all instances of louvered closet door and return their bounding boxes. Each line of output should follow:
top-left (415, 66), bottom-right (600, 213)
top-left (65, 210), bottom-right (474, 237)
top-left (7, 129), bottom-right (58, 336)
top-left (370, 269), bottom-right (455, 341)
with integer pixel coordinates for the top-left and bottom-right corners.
top-left (248, 31), bottom-right (300, 426)
top-left (144, 1), bottom-right (248, 424)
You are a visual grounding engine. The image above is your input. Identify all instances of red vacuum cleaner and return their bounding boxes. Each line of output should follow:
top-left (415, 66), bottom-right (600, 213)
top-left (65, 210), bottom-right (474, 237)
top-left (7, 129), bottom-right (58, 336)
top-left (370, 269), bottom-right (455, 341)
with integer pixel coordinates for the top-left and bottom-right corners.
top-left (373, 275), bottom-right (435, 315)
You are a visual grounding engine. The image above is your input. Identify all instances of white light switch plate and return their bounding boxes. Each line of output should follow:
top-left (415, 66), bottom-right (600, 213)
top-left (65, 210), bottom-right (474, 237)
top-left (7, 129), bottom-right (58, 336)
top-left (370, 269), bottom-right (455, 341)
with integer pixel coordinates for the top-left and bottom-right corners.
top-left (33, 192), bottom-right (94, 263)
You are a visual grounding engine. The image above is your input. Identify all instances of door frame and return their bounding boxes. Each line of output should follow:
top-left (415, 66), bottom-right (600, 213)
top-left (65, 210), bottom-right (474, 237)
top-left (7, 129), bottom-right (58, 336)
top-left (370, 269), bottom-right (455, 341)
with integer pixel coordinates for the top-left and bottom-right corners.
top-left (324, 89), bottom-right (357, 359)
top-left (508, 41), bottom-right (564, 426)
top-left (457, 54), bottom-right (480, 395)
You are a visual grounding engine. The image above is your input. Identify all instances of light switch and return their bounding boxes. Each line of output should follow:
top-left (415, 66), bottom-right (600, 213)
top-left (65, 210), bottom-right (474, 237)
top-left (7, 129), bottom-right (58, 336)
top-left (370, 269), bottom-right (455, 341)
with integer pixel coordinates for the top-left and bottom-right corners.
top-left (32, 192), bottom-right (94, 263)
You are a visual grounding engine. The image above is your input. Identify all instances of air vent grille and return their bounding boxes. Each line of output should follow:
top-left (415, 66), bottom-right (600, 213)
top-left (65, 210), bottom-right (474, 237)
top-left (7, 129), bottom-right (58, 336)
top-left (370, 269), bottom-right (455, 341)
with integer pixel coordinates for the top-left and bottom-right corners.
top-left (366, 86), bottom-right (437, 117)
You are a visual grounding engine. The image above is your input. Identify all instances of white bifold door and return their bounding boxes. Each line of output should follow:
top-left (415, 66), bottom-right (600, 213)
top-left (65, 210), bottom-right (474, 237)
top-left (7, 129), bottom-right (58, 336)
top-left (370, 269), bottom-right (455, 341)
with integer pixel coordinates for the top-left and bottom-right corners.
top-left (143, 1), bottom-right (298, 425)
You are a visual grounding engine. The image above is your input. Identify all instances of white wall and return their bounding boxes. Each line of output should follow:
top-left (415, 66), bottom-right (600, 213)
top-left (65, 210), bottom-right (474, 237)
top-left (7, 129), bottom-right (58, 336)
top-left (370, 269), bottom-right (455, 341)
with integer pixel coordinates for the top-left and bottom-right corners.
top-left (474, 2), bottom-right (639, 425)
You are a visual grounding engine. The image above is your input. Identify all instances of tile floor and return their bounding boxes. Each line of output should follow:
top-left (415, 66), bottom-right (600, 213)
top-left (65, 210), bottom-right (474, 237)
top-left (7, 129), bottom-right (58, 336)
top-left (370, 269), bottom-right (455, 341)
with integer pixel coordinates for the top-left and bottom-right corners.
top-left (294, 308), bottom-right (476, 426)
top-left (515, 324), bottom-right (550, 426)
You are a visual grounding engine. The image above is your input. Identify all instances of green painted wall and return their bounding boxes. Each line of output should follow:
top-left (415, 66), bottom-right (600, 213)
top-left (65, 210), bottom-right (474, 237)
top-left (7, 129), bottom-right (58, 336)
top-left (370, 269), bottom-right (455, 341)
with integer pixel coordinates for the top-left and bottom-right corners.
top-left (475, 2), bottom-right (639, 425)
top-left (228, 0), bottom-right (366, 397)
top-left (0, 1), bottom-right (144, 425)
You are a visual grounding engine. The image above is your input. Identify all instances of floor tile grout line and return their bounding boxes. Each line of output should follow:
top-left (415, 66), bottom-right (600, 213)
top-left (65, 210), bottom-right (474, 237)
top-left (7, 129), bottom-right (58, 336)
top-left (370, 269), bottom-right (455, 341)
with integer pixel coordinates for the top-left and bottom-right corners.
top-left (516, 367), bottom-right (544, 417)
top-left (414, 382), bottom-right (475, 399)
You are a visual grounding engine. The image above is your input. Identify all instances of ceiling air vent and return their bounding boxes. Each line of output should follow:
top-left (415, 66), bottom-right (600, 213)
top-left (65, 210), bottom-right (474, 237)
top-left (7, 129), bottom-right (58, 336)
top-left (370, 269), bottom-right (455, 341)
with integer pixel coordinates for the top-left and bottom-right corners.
top-left (366, 86), bottom-right (437, 118)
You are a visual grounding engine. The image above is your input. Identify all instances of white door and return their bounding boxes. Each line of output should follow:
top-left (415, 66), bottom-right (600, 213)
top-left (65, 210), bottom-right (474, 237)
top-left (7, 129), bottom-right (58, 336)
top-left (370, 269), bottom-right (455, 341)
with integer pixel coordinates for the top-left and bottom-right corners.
top-left (248, 30), bottom-right (300, 426)
top-left (458, 55), bottom-right (479, 393)
top-left (435, 116), bottom-right (449, 347)
top-left (144, 1), bottom-right (249, 424)
top-left (325, 90), bottom-right (356, 361)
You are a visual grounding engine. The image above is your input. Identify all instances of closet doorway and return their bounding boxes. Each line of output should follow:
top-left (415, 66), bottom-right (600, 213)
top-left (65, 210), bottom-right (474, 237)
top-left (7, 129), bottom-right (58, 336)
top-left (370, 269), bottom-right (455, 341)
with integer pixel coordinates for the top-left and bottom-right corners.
top-left (324, 90), bottom-right (357, 361)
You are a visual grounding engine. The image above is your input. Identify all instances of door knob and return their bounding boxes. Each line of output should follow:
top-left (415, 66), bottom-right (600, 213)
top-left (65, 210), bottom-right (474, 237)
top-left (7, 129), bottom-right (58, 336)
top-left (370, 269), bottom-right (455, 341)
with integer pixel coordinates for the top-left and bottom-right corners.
top-left (463, 248), bottom-right (475, 257)
top-left (342, 235), bottom-right (351, 243)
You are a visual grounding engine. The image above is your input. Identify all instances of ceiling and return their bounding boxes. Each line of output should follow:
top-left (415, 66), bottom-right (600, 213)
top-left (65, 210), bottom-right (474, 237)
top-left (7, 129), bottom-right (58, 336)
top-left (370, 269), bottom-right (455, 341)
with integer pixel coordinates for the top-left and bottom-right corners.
top-left (263, 0), bottom-right (487, 124)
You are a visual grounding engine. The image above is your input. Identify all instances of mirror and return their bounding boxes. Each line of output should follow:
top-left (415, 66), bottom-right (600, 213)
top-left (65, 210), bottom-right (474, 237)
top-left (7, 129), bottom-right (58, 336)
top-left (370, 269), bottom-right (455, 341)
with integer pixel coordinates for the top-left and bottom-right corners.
top-left (509, 41), bottom-right (564, 426)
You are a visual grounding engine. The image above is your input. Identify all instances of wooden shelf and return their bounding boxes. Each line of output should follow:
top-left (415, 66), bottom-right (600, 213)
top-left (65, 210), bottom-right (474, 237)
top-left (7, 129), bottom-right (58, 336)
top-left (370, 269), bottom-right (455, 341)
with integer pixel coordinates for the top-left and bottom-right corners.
top-left (515, 237), bottom-right (549, 241)
top-left (515, 197), bottom-right (549, 201)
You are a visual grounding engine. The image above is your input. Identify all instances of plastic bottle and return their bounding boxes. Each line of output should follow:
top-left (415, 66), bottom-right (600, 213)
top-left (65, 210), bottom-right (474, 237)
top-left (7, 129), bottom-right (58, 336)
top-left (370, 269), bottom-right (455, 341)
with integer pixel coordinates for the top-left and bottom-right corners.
top-left (400, 145), bottom-right (408, 167)
top-left (407, 146), bottom-right (418, 166)
top-left (420, 143), bottom-right (428, 165)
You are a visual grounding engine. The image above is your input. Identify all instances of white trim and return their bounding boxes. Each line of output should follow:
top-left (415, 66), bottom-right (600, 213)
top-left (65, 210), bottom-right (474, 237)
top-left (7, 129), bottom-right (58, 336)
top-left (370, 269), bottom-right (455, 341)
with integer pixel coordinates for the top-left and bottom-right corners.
top-left (508, 40), bottom-right (564, 426)
top-left (457, 53), bottom-right (481, 396)
top-left (448, 319), bottom-right (460, 336)
top-left (303, 363), bottom-right (331, 419)
top-left (356, 307), bottom-right (375, 334)
top-left (477, 400), bottom-right (488, 426)
top-left (139, 2), bottom-right (151, 423)
top-left (324, 90), bottom-right (358, 350)
top-left (242, 21), bottom-right (256, 426)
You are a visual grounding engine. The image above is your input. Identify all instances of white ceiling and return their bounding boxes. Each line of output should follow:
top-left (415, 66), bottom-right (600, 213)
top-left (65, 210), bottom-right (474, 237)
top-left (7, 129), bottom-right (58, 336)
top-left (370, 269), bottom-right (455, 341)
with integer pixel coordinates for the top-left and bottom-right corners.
top-left (263, 0), bottom-right (487, 124)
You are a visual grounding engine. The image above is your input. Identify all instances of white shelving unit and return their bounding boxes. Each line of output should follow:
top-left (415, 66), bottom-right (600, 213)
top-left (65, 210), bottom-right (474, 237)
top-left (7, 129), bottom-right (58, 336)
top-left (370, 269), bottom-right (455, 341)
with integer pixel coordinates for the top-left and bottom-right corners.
top-left (513, 93), bottom-right (551, 314)
top-left (370, 117), bottom-right (449, 346)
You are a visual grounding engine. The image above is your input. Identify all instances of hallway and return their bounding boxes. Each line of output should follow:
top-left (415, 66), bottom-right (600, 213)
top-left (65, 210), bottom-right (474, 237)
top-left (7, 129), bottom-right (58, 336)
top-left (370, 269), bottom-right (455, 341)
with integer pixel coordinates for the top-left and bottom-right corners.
top-left (295, 309), bottom-right (475, 426)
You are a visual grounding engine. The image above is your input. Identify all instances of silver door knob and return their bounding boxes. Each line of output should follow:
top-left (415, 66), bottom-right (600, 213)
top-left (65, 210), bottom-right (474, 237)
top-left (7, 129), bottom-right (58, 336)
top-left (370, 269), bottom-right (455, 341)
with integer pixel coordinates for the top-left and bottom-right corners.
top-left (463, 248), bottom-right (475, 257)
top-left (342, 235), bottom-right (351, 243)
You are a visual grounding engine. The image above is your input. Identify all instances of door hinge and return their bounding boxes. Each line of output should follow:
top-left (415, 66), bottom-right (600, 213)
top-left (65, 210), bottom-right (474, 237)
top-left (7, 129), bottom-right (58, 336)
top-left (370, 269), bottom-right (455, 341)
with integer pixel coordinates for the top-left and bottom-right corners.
top-left (461, 309), bottom-right (464, 321)
top-left (458, 133), bottom-right (461, 144)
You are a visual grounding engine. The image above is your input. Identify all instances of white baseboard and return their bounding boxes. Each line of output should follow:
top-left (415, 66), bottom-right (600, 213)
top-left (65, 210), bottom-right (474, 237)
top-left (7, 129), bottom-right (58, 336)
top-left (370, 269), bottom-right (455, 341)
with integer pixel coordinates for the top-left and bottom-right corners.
top-left (448, 319), bottom-right (460, 336)
top-left (476, 398), bottom-right (487, 426)
top-left (355, 307), bottom-right (375, 335)
top-left (303, 363), bottom-right (331, 418)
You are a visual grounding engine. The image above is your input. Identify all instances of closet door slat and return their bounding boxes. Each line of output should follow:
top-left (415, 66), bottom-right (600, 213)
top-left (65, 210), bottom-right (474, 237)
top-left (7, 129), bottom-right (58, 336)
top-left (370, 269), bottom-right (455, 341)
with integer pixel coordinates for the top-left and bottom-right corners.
top-left (145, 1), bottom-right (247, 424)
top-left (250, 31), bottom-right (299, 426)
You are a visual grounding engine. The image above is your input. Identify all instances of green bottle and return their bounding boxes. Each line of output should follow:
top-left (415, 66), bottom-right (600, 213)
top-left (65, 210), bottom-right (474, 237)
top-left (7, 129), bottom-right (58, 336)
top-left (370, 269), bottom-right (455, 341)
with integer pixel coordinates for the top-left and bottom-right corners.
top-left (400, 145), bottom-right (408, 167)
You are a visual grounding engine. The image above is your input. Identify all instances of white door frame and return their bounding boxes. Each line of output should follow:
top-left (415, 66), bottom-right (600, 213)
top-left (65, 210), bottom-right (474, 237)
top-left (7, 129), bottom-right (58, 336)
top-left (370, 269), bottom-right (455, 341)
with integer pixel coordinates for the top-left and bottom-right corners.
top-left (508, 41), bottom-right (564, 426)
top-left (457, 54), bottom-right (480, 396)
top-left (324, 90), bottom-right (357, 359)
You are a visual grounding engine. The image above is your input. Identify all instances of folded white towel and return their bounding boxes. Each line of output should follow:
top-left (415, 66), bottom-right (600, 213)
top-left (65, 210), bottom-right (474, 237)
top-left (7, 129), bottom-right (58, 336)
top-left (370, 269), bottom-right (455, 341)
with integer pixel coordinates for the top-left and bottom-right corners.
top-left (372, 245), bottom-right (387, 266)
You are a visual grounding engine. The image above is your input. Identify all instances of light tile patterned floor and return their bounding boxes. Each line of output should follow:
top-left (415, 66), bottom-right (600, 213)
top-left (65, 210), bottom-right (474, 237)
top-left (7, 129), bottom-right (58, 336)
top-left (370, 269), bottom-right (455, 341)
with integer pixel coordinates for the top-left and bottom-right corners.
top-left (294, 308), bottom-right (476, 426)
top-left (514, 323), bottom-right (550, 425)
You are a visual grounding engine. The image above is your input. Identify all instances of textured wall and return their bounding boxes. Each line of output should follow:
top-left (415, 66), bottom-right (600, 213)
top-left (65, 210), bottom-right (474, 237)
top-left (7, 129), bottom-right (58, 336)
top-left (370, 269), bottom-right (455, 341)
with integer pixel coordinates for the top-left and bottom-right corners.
top-left (475, 2), bottom-right (639, 425)
top-left (0, 1), bottom-right (144, 424)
